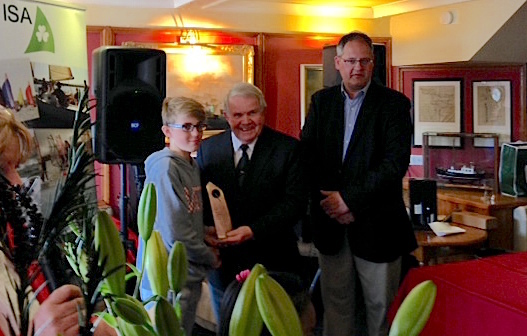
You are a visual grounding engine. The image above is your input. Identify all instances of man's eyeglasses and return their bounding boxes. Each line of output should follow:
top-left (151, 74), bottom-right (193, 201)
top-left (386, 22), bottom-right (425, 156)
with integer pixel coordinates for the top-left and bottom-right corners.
top-left (340, 58), bottom-right (373, 67)
top-left (167, 123), bottom-right (207, 132)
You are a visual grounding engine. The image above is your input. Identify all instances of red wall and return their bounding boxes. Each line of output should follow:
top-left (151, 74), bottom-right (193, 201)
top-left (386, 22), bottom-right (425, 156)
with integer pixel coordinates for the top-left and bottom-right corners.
top-left (88, 27), bottom-right (527, 212)
top-left (393, 64), bottom-right (527, 178)
top-left (262, 34), bottom-right (339, 137)
top-left (86, 28), bottom-right (340, 213)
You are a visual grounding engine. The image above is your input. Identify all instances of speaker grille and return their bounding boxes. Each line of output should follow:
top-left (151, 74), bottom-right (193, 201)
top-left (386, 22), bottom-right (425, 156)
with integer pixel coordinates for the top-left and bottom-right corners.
top-left (92, 47), bottom-right (166, 164)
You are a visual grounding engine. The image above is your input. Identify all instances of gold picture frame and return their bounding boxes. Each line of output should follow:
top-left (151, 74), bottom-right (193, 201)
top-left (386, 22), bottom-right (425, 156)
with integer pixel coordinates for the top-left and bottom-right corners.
top-left (300, 64), bottom-right (323, 127)
top-left (123, 42), bottom-right (254, 114)
top-left (98, 42), bottom-right (256, 204)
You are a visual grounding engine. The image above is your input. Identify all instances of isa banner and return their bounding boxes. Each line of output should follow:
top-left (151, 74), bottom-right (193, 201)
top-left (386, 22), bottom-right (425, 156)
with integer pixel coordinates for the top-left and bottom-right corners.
top-left (0, 1), bottom-right (90, 217)
top-left (0, 0), bottom-right (87, 123)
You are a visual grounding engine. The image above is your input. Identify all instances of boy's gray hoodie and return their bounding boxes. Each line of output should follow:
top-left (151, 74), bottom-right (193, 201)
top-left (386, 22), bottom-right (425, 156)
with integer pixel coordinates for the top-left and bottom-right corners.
top-left (137, 147), bottom-right (216, 300)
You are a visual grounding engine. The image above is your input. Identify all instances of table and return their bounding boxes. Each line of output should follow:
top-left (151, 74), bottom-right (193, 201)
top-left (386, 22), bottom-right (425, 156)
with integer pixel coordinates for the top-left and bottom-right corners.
top-left (437, 189), bottom-right (527, 250)
top-left (414, 224), bottom-right (488, 265)
top-left (389, 252), bottom-right (527, 335)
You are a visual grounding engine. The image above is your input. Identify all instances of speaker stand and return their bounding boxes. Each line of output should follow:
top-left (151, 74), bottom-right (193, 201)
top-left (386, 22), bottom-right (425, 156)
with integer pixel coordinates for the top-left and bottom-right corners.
top-left (120, 163), bottom-right (129, 246)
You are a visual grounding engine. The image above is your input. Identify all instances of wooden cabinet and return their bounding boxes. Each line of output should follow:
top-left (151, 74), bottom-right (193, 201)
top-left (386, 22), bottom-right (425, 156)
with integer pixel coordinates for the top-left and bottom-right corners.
top-left (437, 189), bottom-right (527, 250)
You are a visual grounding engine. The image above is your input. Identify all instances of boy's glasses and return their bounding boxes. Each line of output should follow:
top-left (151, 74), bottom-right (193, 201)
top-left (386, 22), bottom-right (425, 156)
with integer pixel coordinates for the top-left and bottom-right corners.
top-left (167, 123), bottom-right (207, 132)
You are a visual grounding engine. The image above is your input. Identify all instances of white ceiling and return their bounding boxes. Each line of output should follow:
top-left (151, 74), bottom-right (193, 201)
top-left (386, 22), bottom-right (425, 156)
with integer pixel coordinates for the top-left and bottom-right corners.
top-left (56, 0), bottom-right (476, 18)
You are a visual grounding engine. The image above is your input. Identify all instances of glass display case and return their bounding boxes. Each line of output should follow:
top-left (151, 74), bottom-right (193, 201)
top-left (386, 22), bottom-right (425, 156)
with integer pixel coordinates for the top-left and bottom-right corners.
top-left (423, 132), bottom-right (500, 194)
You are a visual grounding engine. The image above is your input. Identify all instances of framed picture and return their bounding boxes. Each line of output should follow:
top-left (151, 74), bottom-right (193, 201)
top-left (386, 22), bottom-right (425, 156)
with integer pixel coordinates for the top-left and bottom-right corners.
top-left (473, 81), bottom-right (511, 145)
top-left (123, 41), bottom-right (254, 132)
top-left (300, 64), bottom-right (323, 127)
top-left (413, 80), bottom-right (462, 146)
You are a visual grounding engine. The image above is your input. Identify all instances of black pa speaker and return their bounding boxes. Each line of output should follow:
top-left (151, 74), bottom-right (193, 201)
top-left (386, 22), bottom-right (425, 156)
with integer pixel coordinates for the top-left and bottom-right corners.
top-left (409, 179), bottom-right (437, 230)
top-left (92, 47), bottom-right (166, 164)
top-left (322, 44), bottom-right (387, 88)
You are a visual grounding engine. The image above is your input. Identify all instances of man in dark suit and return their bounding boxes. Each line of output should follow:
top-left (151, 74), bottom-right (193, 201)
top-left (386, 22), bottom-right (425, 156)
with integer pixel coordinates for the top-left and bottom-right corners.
top-left (301, 31), bottom-right (417, 336)
top-left (197, 82), bottom-right (307, 318)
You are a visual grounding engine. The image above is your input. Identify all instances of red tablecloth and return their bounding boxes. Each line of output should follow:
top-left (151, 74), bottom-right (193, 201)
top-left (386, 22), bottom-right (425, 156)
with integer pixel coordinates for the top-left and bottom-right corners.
top-left (389, 252), bottom-right (527, 335)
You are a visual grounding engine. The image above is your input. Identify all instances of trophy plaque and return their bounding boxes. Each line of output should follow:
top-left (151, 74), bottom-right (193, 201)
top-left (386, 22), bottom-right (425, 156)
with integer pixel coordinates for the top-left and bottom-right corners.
top-left (206, 182), bottom-right (232, 239)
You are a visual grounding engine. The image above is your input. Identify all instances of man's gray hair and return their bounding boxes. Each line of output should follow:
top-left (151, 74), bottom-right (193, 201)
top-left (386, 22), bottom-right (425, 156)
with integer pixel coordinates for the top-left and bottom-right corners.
top-left (224, 82), bottom-right (267, 115)
top-left (336, 31), bottom-right (374, 56)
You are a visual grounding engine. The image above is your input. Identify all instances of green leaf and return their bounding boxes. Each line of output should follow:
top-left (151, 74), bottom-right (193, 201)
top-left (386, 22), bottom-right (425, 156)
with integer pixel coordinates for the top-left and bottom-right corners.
top-left (229, 264), bottom-right (266, 336)
top-left (389, 280), bottom-right (437, 336)
top-left (111, 295), bottom-right (150, 326)
top-left (94, 312), bottom-right (118, 328)
top-left (154, 296), bottom-right (181, 336)
top-left (138, 183), bottom-right (157, 242)
top-left (168, 241), bottom-right (188, 294)
top-left (255, 274), bottom-right (302, 336)
top-left (145, 231), bottom-right (169, 297)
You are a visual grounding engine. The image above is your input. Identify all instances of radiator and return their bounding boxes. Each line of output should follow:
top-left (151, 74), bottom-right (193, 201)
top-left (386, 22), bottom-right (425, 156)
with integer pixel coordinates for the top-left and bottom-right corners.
top-left (513, 206), bottom-right (527, 251)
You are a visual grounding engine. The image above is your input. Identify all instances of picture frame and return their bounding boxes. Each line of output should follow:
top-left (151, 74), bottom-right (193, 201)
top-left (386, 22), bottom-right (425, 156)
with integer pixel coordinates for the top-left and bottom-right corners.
top-left (111, 42), bottom-right (255, 200)
top-left (413, 80), bottom-right (462, 146)
top-left (472, 80), bottom-right (511, 145)
top-left (123, 41), bottom-right (254, 131)
top-left (300, 64), bottom-right (323, 127)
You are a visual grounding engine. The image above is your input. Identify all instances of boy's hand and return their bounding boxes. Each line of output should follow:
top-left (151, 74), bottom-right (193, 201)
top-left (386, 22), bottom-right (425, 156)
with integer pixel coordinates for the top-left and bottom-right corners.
top-left (204, 226), bottom-right (221, 247)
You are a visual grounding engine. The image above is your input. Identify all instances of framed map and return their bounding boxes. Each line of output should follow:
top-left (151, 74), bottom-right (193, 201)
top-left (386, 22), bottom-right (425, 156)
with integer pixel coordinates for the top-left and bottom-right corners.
top-left (473, 81), bottom-right (511, 145)
top-left (413, 80), bottom-right (462, 146)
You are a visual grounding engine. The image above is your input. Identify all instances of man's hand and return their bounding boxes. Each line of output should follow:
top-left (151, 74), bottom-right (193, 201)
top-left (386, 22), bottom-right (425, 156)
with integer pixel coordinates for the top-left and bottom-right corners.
top-left (33, 284), bottom-right (84, 336)
top-left (336, 211), bottom-right (355, 225)
top-left (221, 226), bottom-right (254, 245)
top-left (320, 190), bottom-right (355, 224)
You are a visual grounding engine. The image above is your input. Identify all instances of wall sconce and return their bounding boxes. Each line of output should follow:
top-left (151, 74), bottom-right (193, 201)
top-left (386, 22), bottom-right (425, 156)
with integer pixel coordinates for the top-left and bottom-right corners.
top-left (180, 29), bottom-right (200, 44)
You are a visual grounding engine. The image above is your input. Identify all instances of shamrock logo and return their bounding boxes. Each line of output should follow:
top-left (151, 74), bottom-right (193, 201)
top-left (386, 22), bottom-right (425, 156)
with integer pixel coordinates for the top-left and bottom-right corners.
top-left (25, 7), bottom-right (55, 53)
top-left (36, 25), bottom-right (49, 43)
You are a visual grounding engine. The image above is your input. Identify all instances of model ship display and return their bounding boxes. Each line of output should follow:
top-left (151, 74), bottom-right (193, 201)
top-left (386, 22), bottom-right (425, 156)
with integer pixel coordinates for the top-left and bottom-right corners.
top-left (436, 164), bottom-right (486, 182)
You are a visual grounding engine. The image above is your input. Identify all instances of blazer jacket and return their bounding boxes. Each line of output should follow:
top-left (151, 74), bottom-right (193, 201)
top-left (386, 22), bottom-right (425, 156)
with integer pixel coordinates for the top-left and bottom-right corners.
top-left (301, 82), bottom-right (417, 262)
top-left (197, 126), bottom-right (307, 288)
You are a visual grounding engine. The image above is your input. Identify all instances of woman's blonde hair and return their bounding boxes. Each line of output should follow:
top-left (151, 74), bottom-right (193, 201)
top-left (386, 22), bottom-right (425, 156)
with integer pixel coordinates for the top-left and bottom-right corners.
top-left (0, 105), bottom-right (33, 166)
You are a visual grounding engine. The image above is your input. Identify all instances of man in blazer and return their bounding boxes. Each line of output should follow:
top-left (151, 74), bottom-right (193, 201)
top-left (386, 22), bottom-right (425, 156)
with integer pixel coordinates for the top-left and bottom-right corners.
top-left (197, 82), bottom-right (307, 319)
top-left (301, 32), bottom-right (417, 336)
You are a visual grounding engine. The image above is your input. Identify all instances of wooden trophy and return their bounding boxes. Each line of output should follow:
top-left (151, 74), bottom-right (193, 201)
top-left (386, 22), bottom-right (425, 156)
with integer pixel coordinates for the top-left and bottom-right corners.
top-left (206, 182), bottom-right (232, 239)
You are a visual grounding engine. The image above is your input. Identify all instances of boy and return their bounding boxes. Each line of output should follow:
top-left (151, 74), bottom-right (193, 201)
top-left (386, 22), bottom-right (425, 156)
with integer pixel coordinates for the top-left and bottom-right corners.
top-left (136, 97), bottom-right (220, 335)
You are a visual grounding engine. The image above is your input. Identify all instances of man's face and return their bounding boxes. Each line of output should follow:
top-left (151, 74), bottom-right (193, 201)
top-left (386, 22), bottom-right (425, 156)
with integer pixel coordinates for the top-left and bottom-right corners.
top-left (334, 40), bottom-right (374, 96)
top-left (224, 95), bottom-right (265, 144)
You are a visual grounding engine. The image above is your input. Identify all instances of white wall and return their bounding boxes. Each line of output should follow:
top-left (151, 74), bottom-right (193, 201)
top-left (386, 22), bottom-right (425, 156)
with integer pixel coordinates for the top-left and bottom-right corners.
top-left (80, 0), bottom-right (527, 66)
top-left (390, 0), bottom-right (526, 65)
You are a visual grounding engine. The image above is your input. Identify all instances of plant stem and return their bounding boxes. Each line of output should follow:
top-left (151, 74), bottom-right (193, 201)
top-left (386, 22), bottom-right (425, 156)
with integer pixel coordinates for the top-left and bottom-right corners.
top-left (133, 239), bottom-right (148, 299)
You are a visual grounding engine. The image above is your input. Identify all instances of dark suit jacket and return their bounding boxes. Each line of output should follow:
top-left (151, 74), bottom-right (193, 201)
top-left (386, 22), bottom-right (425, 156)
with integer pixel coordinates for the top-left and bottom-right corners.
top-left (301, 82), bottom-right (417, 262)
top-left (197, 126), bottom-right (306, 288)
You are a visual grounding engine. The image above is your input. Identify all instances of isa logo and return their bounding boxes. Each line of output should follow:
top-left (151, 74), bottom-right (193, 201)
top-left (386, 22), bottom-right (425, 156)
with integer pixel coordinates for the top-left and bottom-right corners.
top-left (2, 3), bottom-right (55, 53)
top-left (25, 7), bottom-right (55, 53)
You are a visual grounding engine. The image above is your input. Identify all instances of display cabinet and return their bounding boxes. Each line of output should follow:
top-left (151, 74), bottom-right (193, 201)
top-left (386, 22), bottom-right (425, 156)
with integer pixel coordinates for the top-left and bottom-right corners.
top-left (423, 132), bottom-right (500, 194)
